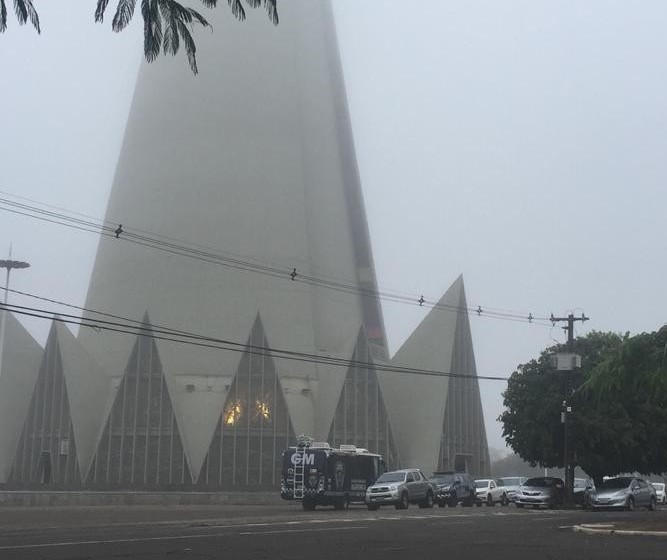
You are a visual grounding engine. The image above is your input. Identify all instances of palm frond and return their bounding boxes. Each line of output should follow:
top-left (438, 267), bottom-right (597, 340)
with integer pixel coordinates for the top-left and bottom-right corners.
top-left (243, 0), bottom-right (278, 25)
top-left (158, 0), bottom-right (179, 55)
top-left (95, 0), bottom-right (111, 22)
top-left (112, 0), bottom-right (137, 32)
top-left (23, 0), bottom-right (39, 31)
top-left (199, 0), bottom-right (217, 7)
top-left (141, 0), bottom-right (162, 62)
top-left (0, 0), bottom-right (7, 33)
top-left (177, 18), bottom-right (198, 74)
top-left (186, 7), bottom-right (209, 28)
top-left (263, 0), bottom-right (278, 25)
top-left (12, 0), bottom-right (26, 24)
top-left (10, 0), bottom-right (39, 32)
top-left (228, 0), bottom-right (246, 21)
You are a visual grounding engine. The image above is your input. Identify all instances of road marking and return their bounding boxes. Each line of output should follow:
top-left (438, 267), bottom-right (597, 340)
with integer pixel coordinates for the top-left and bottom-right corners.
top-left (0, 533), bottom-right (222, 551)
top-left (239, 526), bottom-right (367, 535)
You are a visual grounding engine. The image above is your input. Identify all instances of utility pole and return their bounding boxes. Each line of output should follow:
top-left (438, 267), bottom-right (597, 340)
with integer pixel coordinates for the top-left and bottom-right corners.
top-left (551, 312), bottom-right (589, 507)
top-left (0, 251), bottom-right (31, 384)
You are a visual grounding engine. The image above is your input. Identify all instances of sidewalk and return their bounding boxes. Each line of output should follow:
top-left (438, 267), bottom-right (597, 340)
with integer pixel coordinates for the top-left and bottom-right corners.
top-left (0, 490), bottom-right (282, 507)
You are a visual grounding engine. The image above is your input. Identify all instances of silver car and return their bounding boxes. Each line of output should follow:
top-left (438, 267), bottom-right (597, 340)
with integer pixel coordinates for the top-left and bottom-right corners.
top-left (366, 468), bottom-right (435, 510)
top-left (589, 477), bottom-right (657, 511)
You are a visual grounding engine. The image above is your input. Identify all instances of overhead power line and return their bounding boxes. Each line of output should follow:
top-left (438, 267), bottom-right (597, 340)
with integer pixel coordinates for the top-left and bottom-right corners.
top-left (0, 192), bottom-right (553, 327)
top-left (0, 295), bottom-right (511, 383)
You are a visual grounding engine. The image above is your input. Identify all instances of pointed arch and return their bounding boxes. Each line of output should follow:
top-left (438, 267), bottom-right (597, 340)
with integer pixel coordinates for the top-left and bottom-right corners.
top-left (197, 314), bottom-right (296, 489)
top-left (86, 318), bottom-right (192, 487)
top-left (327, 329), bottom-right (399, 469)
top-left (9, 327), bottom-right (81, 486)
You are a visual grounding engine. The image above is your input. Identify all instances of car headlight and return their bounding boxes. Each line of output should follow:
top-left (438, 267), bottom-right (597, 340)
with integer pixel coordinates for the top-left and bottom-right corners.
top-left (388, 484), bottom-right (398, 491)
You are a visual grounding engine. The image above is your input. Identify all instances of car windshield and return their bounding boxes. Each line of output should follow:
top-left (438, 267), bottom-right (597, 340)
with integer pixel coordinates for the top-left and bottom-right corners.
top-left (598, 478), bottom-right (632, 490)
top-left (497, 478), bottom-right (522, 486)
top-left (431, 475), bottom-right (455, 484)
top-left (652, 483), bottom-right (665, 491)
top-left (523, 478), bottom-right (559, 487)
top-left (376, 472), bottom-right (406, 483)
top-left (475, 479), bottom-right (491, 487)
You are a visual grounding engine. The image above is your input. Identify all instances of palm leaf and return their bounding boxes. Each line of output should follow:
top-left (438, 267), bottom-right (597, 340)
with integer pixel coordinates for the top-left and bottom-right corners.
top-left (112, 0), bottom-right (137, 32)
top-left (141, 0), bottom-right (162, 62)
top-left (227, 0), bottom-right (246, 21)
top-left (0, 0), bottom-right (7, 33)
top-left (158, 0), bottom-right (179, 55)
top-left (177, 18), bottom-right (198, 74)
top-left (9, 0), bottom-right (39, 32)
top-left (262, 0), bottom-right (278, 25)
top-left (12, 0), bottom-right (26, 24)
top-left (95, 0), bottom-right (111, 22)
top-left (186, 7), bottom-right (209, 28)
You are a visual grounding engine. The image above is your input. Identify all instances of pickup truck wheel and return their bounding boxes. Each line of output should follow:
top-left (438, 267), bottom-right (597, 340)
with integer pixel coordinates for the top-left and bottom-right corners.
top-left (395, 492), bottom-right (409, 510)
top-left (419, 491), bottom-right (434, 509)
top-left (626, 497), bottom-right (635, 512)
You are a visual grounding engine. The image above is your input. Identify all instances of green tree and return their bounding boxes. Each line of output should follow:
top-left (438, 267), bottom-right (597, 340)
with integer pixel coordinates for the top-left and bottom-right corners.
top-left (500, 329), bottom-right (667, 484)
top-left (0, 0), bottom-right (278, 74)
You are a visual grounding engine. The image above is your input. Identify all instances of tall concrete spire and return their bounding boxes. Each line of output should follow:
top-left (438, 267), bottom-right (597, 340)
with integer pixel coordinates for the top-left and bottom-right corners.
top-left (79, 1), bottom-right (388, 480)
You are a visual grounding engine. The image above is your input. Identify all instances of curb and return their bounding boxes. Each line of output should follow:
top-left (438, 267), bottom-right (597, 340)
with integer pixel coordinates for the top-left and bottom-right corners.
top-left (573, 524), bottom-right (667, 537)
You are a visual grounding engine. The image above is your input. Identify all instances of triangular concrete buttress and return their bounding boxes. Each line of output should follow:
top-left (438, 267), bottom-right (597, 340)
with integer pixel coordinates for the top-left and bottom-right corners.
top-left (384, 276), bottom-right (465, 473)
top-left (0, 313), bottom-right (42, 482)
top-left (9, 321), bottom-right (82, 486)
top-left (86, 317), bottom-right (192, 487)
top-left (196, 315), bottom-right (296, 488)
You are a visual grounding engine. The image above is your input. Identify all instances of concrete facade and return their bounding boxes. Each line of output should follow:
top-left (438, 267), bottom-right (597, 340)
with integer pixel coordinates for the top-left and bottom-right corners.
top-left (1, 0), bottom-right (489, 489)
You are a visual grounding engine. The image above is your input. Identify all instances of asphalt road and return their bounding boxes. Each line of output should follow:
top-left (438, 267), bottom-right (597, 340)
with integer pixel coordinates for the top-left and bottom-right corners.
top-left (1, 503), bottom-right (666, 560)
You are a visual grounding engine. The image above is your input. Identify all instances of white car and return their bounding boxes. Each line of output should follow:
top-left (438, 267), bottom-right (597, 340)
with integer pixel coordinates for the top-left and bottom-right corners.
top-left (495, 476), bottom-right (527, 503)
top-left (475, 478), bottom-right (508, 506)
top-left (651, 482), bottom-right (666, 504)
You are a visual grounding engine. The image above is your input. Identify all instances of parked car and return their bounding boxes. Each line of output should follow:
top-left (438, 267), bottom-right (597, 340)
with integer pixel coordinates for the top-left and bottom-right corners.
top-left (573, 478), bottom-right (595, 507)
top-left (651, 482), bottom-right (666, 505)
top-left (429, 472), bottom-right (476, 507)
top-left (495, 476), bottom-right (527, 503)
top-left (515, 477), bottom-right (565, 509)
top-left (366, 469), bottom-right (435, 510)
top-left (475, 478), bottom-right (508, 506)
top-left (588, 477), bottom-right (657, 511)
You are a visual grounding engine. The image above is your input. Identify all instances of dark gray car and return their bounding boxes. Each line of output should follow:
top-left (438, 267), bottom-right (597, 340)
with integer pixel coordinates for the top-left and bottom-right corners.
top-left (588, 477), bottom-right (657, 511)
top-left (430, 472), bottom-right (476, 507)
top-left (515, 477), bottom-right (564, 509)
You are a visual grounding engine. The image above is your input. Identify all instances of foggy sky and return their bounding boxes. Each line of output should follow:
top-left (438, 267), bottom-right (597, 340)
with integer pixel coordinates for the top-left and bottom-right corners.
top-left (1, 0), bottom-right (666, 453)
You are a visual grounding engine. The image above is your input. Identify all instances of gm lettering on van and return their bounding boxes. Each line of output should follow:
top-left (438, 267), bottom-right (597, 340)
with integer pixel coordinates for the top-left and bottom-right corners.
top-left (291, 453), bottom-right (315, 466)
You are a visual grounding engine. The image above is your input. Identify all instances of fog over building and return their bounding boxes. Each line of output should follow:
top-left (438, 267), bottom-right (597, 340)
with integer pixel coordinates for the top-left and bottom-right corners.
top-left (3, 1), bottom-right (489, 489)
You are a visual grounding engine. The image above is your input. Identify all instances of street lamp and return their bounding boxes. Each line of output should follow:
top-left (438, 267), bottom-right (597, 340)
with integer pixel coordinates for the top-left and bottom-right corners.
top-left (0, 258), bottom-right (31, 384)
